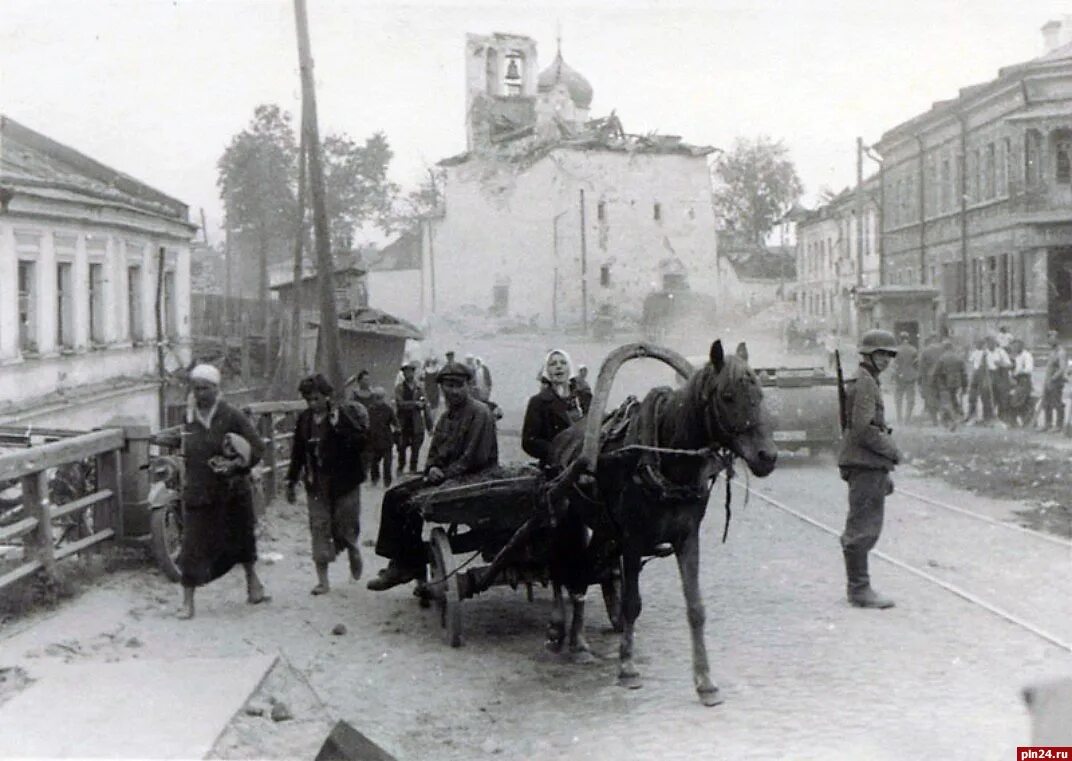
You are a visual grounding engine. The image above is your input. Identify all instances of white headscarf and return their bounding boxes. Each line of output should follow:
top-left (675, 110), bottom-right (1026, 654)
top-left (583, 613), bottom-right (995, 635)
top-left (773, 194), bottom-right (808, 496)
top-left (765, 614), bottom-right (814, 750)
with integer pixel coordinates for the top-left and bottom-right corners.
top-left (189, 364), bottom-right (221, 386)
top-left (540, 349), bottom-right (575, 397)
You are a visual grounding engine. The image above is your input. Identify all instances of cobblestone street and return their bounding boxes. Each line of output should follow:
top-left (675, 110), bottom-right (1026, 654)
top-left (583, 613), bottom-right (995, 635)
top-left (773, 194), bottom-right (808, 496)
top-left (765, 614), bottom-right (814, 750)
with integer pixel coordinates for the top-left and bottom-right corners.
top-left (2, 426), bottom-right (1068, 760)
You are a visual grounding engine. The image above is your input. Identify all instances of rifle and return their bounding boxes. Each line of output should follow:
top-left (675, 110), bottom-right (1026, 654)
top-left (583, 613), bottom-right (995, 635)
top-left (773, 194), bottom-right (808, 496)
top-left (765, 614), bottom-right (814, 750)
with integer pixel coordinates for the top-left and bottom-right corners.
top-left (835, 349), bottom-right (848, 432)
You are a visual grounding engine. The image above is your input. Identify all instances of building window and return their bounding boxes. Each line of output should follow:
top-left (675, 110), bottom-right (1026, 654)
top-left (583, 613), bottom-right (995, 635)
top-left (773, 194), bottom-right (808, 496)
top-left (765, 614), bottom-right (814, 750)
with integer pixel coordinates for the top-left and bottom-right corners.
top-left (999, 253), bottom-right (1010, 310)
top-left (997, 139), bottom-right (1008, 195)
top-left (599, 264), bottom-right (611, 288)
top-left (1018, 250), bottom-right (1028, 309)
top-left (940, 157), bottom-right (951, 212)
top-left (1025, 130), bottom-right (1042, 186)
top-left (56, 262), bottom-right (75, 349)
top-left (985, 143), bottom-right (996, 199)
top-left (987, 256), bottom-right (998, 309)
top-left (653, 202), bottom-right (661, 221)
top-left (17, 261), bottom-right (37, 353)
top-left (597, 201), bottom-right (606, 222)
top-left (503, 50), bottom-right (524, 96)
top-left (1056, 138), bottom-right (1072, 185)
top-left (127, 265), bottom-right (143, 341)
top-left (89, 262), bottom-right (106, 344)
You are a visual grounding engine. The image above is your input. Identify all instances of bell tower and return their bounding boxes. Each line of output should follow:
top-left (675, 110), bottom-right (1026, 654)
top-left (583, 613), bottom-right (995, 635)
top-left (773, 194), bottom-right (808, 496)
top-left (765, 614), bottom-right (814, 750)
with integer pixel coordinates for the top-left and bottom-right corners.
top-left (464, 33), bottom-right (539, 151)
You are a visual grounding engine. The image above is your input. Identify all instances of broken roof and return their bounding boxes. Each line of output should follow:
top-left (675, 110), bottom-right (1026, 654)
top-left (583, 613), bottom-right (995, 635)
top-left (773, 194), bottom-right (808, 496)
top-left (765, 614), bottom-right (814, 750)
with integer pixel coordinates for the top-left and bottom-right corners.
top-left (440, 112), bottom-right (716, 168)
top-left (309, 307), bottom-right (424, 340)
top-left (269, 265), bottom-right (366, 291)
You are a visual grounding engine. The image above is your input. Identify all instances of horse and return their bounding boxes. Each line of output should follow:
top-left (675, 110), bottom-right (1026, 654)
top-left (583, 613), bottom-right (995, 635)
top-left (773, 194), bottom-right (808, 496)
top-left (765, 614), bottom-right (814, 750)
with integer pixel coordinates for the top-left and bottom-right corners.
top-left (544, 339), bottom-right (777, 706)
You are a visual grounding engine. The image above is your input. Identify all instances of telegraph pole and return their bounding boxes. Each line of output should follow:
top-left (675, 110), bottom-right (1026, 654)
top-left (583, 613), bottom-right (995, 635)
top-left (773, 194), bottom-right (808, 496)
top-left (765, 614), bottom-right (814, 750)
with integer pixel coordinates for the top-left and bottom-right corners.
top-left (294, 0), bottom-right (343, 393)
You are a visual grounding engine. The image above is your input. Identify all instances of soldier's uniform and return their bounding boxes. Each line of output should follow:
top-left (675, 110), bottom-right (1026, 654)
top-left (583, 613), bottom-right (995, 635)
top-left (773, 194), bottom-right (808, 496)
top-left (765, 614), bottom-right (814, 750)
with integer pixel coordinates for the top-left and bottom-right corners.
top-left (838, 329), bottom-right (901, 609)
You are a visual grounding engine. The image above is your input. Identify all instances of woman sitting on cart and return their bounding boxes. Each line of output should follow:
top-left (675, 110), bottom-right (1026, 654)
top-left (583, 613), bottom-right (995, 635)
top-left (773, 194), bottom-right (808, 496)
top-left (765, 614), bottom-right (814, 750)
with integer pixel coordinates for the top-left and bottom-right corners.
top-left (367, 360), bottom-right (499, 592)
top-left (522, 349), bottom-right (587, 466)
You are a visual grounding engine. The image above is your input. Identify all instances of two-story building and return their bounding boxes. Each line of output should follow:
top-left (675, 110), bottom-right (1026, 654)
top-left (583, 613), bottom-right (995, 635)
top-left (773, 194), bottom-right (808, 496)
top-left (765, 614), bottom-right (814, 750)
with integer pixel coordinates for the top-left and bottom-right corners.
top-left (794, 178), bottom-right (881, 336)
top-left (872, 22), bottom-right (1072, 347)
top-left (0, 116), bottom-right (195, 428)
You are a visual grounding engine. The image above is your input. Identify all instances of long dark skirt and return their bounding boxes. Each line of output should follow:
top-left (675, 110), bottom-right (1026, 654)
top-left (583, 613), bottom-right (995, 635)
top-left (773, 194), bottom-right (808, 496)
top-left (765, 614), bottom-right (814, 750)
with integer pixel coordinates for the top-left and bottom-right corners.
top-left (179, 479), bottom-right (257, 588)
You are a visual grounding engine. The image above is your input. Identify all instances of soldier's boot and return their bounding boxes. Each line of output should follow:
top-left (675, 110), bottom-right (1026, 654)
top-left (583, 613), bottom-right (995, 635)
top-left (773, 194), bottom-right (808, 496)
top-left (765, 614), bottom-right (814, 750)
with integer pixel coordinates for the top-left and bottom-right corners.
top-left (844, 551), bottom-right (895, 609)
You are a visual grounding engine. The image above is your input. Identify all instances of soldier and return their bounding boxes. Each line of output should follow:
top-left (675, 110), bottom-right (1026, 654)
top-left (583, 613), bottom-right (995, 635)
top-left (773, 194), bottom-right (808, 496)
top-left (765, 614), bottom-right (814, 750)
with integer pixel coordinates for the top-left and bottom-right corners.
top-left (932, 339), bottom-right (968, 431)
top-left (918, 334), bottom-right (943, 425)
top-left (394, 362), bottom-right (427, 475)
top-left (891, 331), bottom-right (919, 424)
top-left (1041, 330), bottom-right (1068, 432)
top-left (838, 329), bottom-right (902, 609)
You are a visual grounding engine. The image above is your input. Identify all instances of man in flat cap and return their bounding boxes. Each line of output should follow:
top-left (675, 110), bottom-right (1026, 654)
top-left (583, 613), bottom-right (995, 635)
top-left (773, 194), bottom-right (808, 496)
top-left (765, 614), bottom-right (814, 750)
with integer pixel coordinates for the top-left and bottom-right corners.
top-left (367, 361), bottom-right (499, 592)
top-left (394, 361), bottom-right (427, 475)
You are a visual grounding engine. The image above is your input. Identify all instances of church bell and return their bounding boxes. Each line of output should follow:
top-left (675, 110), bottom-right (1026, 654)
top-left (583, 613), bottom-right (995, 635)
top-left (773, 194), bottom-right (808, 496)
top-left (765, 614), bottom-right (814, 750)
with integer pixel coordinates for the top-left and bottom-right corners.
top-left (505, 57), bottom-right (521, 82)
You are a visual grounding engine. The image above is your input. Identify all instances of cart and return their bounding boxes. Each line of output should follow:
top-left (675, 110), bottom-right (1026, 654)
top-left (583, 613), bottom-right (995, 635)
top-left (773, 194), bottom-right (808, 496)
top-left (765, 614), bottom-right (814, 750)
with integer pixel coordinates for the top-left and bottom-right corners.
top-left (410, 461), bottom-right (621, 647)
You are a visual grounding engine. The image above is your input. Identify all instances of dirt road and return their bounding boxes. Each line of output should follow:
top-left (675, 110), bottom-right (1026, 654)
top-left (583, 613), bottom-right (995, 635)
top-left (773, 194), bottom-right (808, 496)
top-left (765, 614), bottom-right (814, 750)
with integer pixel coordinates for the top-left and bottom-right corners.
top-left (2, 329), bottom-right (1069, 759)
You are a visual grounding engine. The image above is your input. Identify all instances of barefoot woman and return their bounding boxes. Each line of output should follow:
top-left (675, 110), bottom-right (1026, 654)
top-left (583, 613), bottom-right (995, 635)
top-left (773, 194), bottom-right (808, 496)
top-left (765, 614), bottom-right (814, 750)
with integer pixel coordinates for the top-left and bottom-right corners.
top-left (177, 364), bottom-right (268, 618)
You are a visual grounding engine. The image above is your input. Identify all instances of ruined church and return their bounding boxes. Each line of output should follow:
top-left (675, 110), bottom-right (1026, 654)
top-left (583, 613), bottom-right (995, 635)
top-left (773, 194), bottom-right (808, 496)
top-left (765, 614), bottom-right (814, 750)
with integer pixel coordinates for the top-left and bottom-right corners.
top-left (424, 32), bottom-right (719, 328)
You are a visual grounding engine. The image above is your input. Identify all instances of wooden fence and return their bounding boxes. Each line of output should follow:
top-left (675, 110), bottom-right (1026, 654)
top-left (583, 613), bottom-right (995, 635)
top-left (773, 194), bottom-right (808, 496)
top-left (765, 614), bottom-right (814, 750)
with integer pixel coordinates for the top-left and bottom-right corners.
top-left (0, 429), bottom-right (124, 591)
top-left (244, 400), bottom-right (305, 499)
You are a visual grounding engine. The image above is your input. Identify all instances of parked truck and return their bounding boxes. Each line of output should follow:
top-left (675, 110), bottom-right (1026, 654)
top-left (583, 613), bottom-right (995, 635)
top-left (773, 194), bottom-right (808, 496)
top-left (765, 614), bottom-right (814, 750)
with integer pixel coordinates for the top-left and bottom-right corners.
top-left (687, 358), bottom-right (840, 455)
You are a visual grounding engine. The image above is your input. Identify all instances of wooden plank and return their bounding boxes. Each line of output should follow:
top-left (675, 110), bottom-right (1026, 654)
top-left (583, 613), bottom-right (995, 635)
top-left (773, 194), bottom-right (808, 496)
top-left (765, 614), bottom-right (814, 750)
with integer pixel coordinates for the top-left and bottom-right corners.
top-left (50, 489), bottom-right (113, 521)
top-left (95, 450), bottom-right (122, 539)
top-left (22, 472), bottom-right (54, 577)
top-left (244, 400), bottom-right (306, 414)
top-left (259, 414), bottom-right (277, 499)
top-left (53, 529), bottom-right (116, 561)
top-left (0, 426), bottom-right (84, 439)
top-left (0, 515), bottom-right (39, 543)
top-left (0, 430), bottom-right (125, 482)
top-left (0, 558), bottom-right (44, 591)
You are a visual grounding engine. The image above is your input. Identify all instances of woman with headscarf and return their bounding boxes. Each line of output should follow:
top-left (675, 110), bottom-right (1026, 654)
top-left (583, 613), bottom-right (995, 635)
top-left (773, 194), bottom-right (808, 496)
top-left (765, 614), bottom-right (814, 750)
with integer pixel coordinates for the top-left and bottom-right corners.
top-left (176, 364), bottom-right (267, 619)
top-left (286, 373), bottom-right (369, 595)
top-left (521, 349), bottom-right (587, 465)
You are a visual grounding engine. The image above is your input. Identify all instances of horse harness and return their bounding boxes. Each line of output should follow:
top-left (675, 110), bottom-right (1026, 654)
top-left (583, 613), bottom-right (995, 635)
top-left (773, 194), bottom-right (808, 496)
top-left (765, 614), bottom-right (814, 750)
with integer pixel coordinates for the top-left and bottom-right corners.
top-left (574, 386), bottom-right (740, 543)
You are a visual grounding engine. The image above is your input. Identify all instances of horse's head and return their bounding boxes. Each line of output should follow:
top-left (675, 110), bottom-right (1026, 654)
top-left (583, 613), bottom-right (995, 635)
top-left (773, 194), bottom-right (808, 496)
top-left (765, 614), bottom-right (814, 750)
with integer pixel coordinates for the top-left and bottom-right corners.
top-left (690, 339), bottom-right (777, 477)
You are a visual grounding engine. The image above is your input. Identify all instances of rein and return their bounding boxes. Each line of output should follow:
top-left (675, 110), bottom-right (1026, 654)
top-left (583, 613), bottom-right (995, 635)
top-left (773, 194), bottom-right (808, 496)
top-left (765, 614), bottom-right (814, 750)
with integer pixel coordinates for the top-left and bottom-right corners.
top-left (606, 383), bottom-right (741, 543)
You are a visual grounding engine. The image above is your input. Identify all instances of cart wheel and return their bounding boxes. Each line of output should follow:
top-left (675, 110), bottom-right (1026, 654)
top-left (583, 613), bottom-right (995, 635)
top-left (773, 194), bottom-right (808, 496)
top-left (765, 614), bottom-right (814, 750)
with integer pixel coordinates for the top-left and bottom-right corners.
top-left (601, 562), bottom-right (623, 633)
top-left (429, 527), bottom-right (463, 647)
top-left (150, 503), bottom-right (183, 583)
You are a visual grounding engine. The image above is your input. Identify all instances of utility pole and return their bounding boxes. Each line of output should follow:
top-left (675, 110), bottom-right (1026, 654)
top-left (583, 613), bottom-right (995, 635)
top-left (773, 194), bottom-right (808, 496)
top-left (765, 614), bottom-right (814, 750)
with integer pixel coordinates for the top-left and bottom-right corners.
top-left (552, 210), bottom-right (567, 330)
top-left (294, 0), bottom-right (343, 393)
top-left (579, 189), bottom-right (588, 333)
top-left (287, 125), bottom-right (308, 388)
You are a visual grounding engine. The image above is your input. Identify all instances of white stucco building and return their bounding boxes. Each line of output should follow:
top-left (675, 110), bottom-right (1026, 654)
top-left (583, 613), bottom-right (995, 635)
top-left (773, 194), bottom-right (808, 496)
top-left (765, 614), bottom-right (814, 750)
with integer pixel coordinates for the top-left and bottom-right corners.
top-left (424, 33), bottom-right (719, 328)
top-left (0, 115), bottom-right (195, 428)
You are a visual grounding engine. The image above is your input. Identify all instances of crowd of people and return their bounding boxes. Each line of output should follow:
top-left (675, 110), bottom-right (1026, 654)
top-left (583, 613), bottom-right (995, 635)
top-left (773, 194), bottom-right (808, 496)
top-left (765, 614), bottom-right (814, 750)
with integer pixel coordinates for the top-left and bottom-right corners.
top-left (170, 346), bottom-right (595, 617)
top-left (888, 328), bottom-right (1070, 433)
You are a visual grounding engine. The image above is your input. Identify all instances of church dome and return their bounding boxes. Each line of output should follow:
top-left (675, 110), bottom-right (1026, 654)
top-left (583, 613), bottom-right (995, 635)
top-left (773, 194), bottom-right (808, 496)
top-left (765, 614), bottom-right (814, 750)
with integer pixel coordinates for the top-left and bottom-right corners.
top-left (537, 51), bottom-right (593, 109)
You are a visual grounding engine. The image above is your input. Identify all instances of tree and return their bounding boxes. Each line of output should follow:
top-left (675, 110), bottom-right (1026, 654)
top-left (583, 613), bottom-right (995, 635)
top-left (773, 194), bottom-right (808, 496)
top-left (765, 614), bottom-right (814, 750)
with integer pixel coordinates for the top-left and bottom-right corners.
top-left (217, 103), bottom-right (399, 383)
top-left (322, 131), bottom-right (397, 250)
top-left (712, 136), bottom-right (803, 244)
top-left (217, 104), bottom-right (297, 360)
top-left (386, 167), bottom-right (443, 235)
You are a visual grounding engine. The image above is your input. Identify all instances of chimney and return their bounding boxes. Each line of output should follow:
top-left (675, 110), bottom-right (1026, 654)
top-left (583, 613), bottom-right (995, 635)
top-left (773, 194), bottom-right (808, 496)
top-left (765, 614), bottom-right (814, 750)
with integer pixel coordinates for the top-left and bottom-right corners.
top-left (1042, 19), bottom-right (1062, 53)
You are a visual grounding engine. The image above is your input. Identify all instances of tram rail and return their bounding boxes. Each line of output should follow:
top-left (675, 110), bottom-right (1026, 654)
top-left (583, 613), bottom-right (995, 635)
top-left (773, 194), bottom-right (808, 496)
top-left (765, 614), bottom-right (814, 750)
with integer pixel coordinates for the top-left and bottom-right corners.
top-left (895, 486), bottom-right (1072, 550)
top-left (735, 480), bottom-right (1072, 654)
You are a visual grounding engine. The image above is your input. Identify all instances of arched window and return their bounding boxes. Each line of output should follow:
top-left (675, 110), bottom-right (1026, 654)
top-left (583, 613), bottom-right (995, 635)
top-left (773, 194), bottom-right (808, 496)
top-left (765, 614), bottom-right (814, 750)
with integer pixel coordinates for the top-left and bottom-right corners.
top-left (503, 50), bottom-right (524, 96)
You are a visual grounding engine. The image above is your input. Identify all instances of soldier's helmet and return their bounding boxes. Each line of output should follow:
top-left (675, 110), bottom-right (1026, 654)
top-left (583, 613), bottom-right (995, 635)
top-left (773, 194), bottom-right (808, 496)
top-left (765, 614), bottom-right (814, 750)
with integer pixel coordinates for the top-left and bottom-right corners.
top-left (436, 361), bottom-right (473, 384)
top-left (858, 329), bottom-right (899, 356)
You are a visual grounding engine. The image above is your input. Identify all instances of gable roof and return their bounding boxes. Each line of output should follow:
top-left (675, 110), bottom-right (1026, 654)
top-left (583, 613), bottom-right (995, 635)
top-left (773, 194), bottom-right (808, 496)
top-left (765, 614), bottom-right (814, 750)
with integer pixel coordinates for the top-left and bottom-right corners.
top-left (363, 232), bottom-right (421, 271)
top-left (0, 114), bottom-right (190, 223)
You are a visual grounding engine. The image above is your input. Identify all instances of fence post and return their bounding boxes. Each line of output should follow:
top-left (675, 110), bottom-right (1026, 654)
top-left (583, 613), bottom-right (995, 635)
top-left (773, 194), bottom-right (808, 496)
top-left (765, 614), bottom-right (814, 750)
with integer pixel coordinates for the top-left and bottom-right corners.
top-left (259, 411), bottom-right (277, 502)
top-left (95, 447), bottom-right (123, 542)
top-left (22, 471), bottom-right (55, 579)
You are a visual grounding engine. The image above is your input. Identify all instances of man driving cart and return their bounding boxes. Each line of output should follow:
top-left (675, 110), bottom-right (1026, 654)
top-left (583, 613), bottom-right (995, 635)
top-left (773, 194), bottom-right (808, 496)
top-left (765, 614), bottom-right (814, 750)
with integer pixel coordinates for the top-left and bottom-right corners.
top-left (367, 360), bottom-right (499, 592)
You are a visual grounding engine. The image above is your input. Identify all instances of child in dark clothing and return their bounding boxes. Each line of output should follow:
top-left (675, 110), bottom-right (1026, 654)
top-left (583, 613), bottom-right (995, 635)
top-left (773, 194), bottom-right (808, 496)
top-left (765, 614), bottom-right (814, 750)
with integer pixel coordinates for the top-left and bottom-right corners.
top-left (365, 387), bottom-right (398, 487)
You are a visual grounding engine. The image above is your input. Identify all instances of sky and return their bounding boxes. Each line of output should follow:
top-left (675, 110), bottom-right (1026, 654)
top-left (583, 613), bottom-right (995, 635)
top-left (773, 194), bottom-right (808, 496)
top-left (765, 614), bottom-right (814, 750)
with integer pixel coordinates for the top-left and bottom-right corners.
top-left (1, 0), bottom-right (1067, 244)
